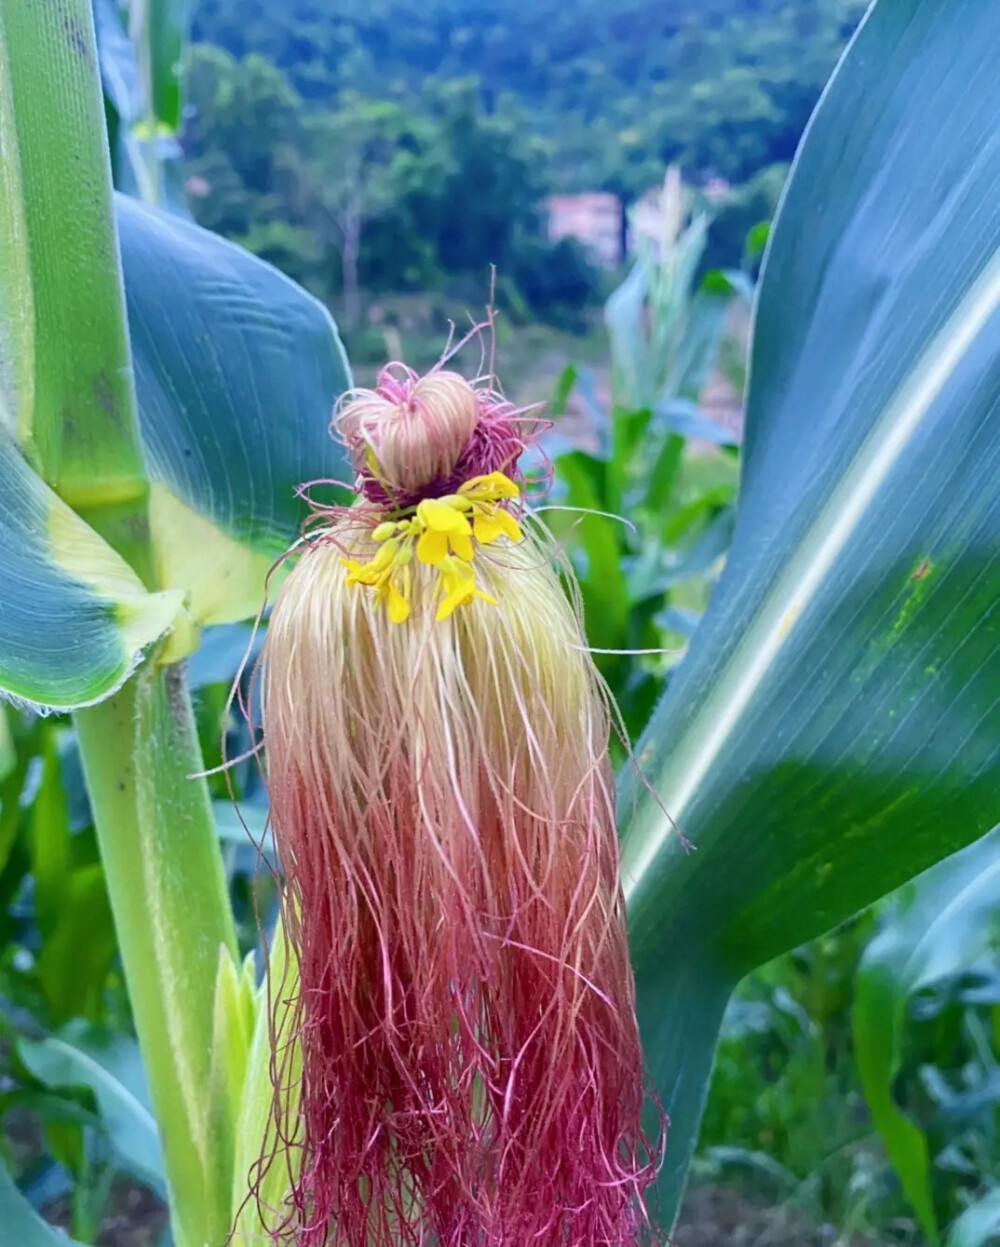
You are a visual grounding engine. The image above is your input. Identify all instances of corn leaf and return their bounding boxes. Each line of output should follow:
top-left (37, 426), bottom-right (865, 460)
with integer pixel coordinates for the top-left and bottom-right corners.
top-left (118, 195), bottom-right (353, 631)
top-left (621, 0), bottom-right (1000, 1222)
top-left (0, 435), bottom-right (180, 710)
top-left (94, 0), bottom-right (193, 206)
top-left (946, 1188), bottom-right (1000, 1247)
top-left (0, 1161), bottom-right (86, 1247)
top-left (230, 926), bottom-right (300, 1235)
top-left (0, 0), bottom-right (181, 711)
top-left (206, 947), bottom-right (258, 1223)
top-left (853, 828), bottom-right (1000, 1245)
top-left (0, 708), bottom-right (13, 781)
top-left (19, 1021), bottom-right (166, 1197)
top-left (144, 0), bottom-right (192, 131)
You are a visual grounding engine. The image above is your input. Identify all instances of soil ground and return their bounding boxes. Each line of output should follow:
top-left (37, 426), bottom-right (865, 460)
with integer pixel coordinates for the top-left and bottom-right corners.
top-left (41, 1181), bottom-right (888, 1246)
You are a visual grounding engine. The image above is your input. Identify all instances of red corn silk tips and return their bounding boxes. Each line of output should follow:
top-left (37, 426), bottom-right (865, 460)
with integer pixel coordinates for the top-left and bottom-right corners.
top-left (255, 366), bottom-right (663, 1246)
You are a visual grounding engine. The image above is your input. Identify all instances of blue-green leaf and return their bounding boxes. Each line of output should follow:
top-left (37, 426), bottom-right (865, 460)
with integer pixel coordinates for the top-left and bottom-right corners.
top-left (947, 1187), bottom-right (1000, 1247)
top-left (118, 195), bottom-right (353, 633)
top-left (620, 0), bottom-right (1000, 1223)
top-left (0, 1159), bottom-right (86, 1247)
top-left (0, 435), bottom-right (180, 709)
top-left (19, 1020), bottom-right (165, 1196)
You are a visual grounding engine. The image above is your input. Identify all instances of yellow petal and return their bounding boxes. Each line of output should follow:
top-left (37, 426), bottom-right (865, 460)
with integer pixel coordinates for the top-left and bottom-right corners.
top-left (416, 527), bottom-right (449, 565)
top-left (341, 557), bottom-right (376, 586)
top-left (473, 513), bottom-right (504, 545)
top-left (440, 556), bottom-right (474, 591)
top-left (460, 472), bottom-right (519, 500)
top-left (473, 507), bottom-right (522, 546)
top-left (385, 578), bottom-right (410, 624)
top-left (448, 530), bottom-right (474, 562)
top-left (495, 509), bottom-right (522, 541)
top-left (436, 577), bottom-right (475, 620)
top-left (418, 498), bottom-right (472, 534)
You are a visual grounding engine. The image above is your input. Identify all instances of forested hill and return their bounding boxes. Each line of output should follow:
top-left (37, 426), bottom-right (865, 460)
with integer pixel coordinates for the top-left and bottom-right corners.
top-left (191, 0), bottom-right (866, 193)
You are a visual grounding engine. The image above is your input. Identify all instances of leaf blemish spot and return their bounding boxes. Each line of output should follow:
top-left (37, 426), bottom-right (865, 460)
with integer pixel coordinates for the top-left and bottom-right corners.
top-left (61, 16), bottom-right (92, 66)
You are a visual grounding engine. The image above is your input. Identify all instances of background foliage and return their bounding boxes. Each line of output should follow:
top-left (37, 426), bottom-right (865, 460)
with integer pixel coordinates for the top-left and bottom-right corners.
top-left (179, 0), bottom-right (864, 342)
top-left (191, 0), bottom-right (865, 191)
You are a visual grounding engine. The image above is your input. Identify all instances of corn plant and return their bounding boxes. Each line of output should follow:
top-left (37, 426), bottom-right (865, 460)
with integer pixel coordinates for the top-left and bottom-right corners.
top-left (853, 829), bottom-right (1000, 1246)
top-left (5, 0), bottom-right (1000, 1243)
top-left (547, 165), bottom-right (742, 743)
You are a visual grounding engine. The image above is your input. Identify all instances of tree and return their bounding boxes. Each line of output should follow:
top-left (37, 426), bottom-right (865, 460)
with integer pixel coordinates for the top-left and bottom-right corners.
top-left (305, 96), bottom-right (408, 326)
top-left (191, 0), bottom-right (868, 194)
top-left (180, 45), bottom-right (599, 319)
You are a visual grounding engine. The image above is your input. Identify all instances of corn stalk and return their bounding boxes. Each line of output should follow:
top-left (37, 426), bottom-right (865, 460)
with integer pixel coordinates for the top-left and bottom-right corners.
top-left (0, 4), bottom-right (239, 1242)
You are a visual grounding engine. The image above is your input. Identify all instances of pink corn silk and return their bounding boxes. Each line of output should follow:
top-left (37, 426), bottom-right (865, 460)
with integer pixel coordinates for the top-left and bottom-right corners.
top-left (350, 365), bottom-right (547, 509)
top-left (260, 701), bottom-right (663, 1246)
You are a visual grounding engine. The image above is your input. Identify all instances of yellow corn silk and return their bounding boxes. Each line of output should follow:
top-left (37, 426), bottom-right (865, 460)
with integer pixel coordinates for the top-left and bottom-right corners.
top-left (341, 472), bottom-right (523, 623)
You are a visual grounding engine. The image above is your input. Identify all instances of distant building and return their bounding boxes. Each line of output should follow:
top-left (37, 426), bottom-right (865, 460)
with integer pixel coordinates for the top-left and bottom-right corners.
top-left (546, 193), bottom-right (623, 268)
top-left (184, 174), bottom-right (211, 198)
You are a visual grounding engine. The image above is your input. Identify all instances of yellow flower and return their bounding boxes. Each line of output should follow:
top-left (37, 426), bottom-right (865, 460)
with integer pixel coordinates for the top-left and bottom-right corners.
top-left (415, 498), bottom-right (474, 564)
top-left (472, 507), bottom-right (521, 546)
top-left (384, 575), bottom-right (410, 624)
top-left (340, 472), bottom-right (522, 623)
top-left (459, 472), bottom-right (520, 501)
top-left (435, 557), bottom-right (498, 621)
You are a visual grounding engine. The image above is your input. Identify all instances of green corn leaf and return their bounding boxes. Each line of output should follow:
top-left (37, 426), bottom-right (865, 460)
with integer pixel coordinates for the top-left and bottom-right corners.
top-left (0, 706), bottom-right (15, 782)
top-left (0, 10), bottom-right (31, 443)
top-left (0, 435), bottom-right (180, 710)
top-left (94, 0), bottom-right (149, 200)
top-left (35, 863), bottom-right (118, 1025)
top-left (19, 1020), bottom-right (166, 1197)
top-left (0, 188), bottom-right (346, 706)
top-left (230, 925), bottom-right (301, 1236)
top-left (620, 0), bottom-right (1000, 1222)
top-left (27, 728), bottom-right (117, 1022)
top-left (118, 195), bottom-right (353, 637)
top-left (96, 0), bottom-right (192, 136)
top-left (95, 0), bottom-right (193, 205)
top-left (0, 1159), bottom-right (87, 1247)
top-left (94, 0), bottom-right (140, 130)
top-left (207, 947), bottom-right (258, 1219)
top-left (853, 829), bottom-right (1000, 1245)
top-left (145, 0), bottom-right (192, 131)
top-left (0, 189), bottom-right (349, 708)
top-left (550, 451), bottom-right (628, 649)
top-left (2, 1), bottom-right (345, 696)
